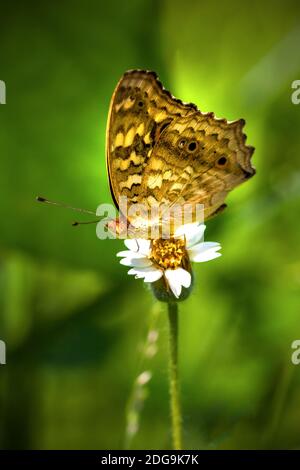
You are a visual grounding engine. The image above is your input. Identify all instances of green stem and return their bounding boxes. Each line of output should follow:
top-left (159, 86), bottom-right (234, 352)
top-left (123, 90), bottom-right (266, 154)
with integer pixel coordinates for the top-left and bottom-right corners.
top-left (167, 301), bottom-right (183, 450)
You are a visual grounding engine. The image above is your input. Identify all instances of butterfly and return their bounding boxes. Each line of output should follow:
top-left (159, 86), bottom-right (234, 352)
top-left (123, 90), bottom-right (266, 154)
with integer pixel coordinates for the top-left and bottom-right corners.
top-left (106, 70), bottom-right (255, 238)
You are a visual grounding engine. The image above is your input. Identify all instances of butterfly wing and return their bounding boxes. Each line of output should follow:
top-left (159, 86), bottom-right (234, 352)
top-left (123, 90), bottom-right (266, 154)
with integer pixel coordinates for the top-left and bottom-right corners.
top-left (106, 70), bottom-right (197, 211)
top-left (140, 111), bottom-right (255, 221)
top-left (106, 70), bottom-right (255, 236)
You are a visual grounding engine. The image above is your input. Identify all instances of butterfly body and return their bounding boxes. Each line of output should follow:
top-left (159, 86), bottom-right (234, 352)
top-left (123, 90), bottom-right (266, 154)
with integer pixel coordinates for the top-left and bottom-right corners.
top-left (106, 70), bottom-right (255, 238)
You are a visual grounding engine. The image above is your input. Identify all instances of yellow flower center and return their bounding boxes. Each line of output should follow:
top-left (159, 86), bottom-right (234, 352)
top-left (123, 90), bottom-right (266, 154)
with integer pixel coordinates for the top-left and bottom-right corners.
top-left (150, 238), bottom-right (187, 270)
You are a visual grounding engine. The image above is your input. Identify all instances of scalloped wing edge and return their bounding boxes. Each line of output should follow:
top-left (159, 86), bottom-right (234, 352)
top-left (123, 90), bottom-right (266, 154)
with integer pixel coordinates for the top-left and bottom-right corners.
top-left (123, 69), bottom-right (256, 177)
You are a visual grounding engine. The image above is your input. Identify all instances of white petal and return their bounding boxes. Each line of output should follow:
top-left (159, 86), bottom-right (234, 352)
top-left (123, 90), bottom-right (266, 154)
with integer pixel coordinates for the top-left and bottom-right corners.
top-left (116, 250), bottom-right (145, 258)
top-left (189, 243), bottom-right (222, 263)
top-left (128, 266), bottom-right (163, 283)
top-left (176, 268), bottom-right (192, 288)
top-left (143, 269), bottom-right (163, 283)
top-left (136, 239), bottom-right (151, 256)
top-left (129, 269), bottom-right (148, 279)
top-left (128, 268), bottom-right (138, 276)
top-left (124, 238), bottom-right (151, 256)
top-left (128, 268), bottom-right (149, 278)
top-left (165, 270), bottom-right (182, 298)
top-left (174, 222), bottom-right (198, 238)
top-left (124, 239), bottom-right (139, 252)
top-left (165, 268), bottom-right (191, 298)
top-left (120, 256), bottom-right (152, 268)
top-left (188, 241), bottom-right (221, 260)
top-left (175, 223), bottom-right (206, 248)
top-left (194, 251), bottom-right (222, 262)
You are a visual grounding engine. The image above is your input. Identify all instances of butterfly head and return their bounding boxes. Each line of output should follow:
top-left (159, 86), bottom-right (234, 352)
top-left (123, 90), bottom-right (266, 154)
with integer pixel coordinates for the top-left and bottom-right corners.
top-left (106, 216), bottom-right (161, 239)
top-left (105, 217), bottom-right (129, 238)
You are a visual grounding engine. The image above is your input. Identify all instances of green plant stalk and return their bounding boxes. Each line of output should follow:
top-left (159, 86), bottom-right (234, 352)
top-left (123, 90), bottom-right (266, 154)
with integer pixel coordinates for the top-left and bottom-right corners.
top-left (167, 301), bottom-right (183, 450)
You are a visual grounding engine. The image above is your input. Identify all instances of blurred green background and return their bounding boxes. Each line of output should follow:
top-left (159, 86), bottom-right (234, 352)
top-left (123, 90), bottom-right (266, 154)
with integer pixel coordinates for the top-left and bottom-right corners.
top-left (0, 0), bottom-right (300, 450)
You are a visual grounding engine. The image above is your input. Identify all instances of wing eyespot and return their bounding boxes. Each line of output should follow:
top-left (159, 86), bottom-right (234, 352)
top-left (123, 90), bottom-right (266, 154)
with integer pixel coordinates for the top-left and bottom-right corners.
top-left (178, 139), bottom-right (186, 149)
top-left (216, 156), bottom-right (227, 167)
top-left (187, 141), bottom-right (198, 152)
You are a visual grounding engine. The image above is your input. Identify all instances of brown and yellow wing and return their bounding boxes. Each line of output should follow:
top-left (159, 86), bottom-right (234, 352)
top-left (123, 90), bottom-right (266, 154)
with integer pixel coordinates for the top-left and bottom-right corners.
top-left (140, 111), bottom-right (255, 220)
top-left (106, 69), bottom-right (197, 210)
top-left (106, 69), bottom-right (255, 230)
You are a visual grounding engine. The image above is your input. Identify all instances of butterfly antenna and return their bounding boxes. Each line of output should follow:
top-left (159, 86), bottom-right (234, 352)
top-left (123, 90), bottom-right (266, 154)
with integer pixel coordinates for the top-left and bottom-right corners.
top-left (36, 196), bottom-right (96, 216)
top-left (72, 220), bottom-right (100, 227)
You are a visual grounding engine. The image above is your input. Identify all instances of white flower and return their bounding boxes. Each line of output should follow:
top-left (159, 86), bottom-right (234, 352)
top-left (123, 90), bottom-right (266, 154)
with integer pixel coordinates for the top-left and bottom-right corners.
top-left (116, 223), bottom-right (221, 299)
